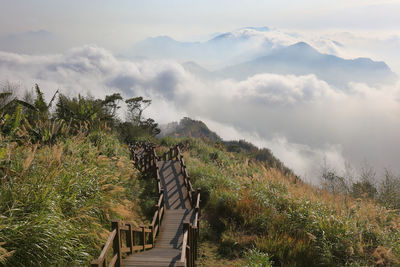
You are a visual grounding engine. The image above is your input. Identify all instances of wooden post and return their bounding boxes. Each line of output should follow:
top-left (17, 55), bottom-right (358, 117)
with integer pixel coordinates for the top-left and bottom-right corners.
top-left (127, 223), bottom-right (133, 254)
top-left (150, 225), bottom-right (154, 247)
top-left (156, 204), bottom-right (161, 228)
top-left (191, 225), bottom-right (194, 267)
top-left (132, 226), bottom-right (136, 250)
top-left (141, 225), bottom-right (145, 251)
top-left (111, 221), bottom-right (122, 267)
top-left (196, 188), bottom-right (201, 216)
top-left (183, 223), bottom-right (190, 267)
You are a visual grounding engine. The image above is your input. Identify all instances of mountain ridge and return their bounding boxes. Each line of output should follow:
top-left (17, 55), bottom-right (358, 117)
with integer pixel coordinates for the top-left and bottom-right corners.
top-left (216, 41), bottom-right (397, 86)
top-left (126, 27), bottom-right (397, 86)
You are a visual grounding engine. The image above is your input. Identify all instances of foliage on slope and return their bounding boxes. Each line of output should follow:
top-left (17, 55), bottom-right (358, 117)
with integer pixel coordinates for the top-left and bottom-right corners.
top-left (159, 117), bottom-right (222, 143)
top-left (0, 82), bottom-right (162, 265)
top-left (159, 117), bottom-right (294, 177)
top-left (0, 130), bottom-right (153, 266)
top-left (161, 137), bottom-right (400, 266)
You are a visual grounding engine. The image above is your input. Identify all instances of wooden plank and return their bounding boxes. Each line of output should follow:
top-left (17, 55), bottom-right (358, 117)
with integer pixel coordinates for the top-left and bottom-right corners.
top-left (181, 230), bottom-right (188, 263)
top-left (113, 148), bottom-right (200, 267)
top-left (109, 253), bottom-right (118, 267)
top-left (151, 210), bottom-right (158, 227)
top-left (132, 245), bottom-right (143, 251)
top-left (92, 229), bottom-right (116, 265)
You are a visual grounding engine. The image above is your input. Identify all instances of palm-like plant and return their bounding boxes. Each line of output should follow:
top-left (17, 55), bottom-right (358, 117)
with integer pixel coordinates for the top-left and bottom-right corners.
top-left (0, 92), bottom-right (37, 136)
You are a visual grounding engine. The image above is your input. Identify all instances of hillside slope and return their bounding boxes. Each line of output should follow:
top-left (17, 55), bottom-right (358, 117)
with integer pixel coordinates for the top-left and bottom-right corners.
top-left (159, 117), bottom-right (294, 177)
top-left (159, 137), bottom-right (400, 266)
top-left (0, 131), bottom-right (154, 266)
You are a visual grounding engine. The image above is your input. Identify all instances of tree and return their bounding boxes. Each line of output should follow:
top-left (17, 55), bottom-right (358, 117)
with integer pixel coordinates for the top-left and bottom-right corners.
top-left (351, 164), bottom-right (377, 199)
top-left (125, 97), bottom-right (151, 125)
top-left (118, 97), bottom-right (160, 143)
top-left (33, 84), bottom-right (58, 121)
top-left (0, 83), bottom-right (36, 136)
top-left (102, 93), bottom-right (123, 122)
top-left (377, 170), bottom-right (400, 209)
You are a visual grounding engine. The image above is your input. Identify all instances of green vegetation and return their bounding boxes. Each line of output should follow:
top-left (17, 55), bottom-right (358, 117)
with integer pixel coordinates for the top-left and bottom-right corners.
top-left (158, 117), bottom-right (222, 142)
top-left (322, 166), bottom-right (400, 211)
top-left (0, 131), bottom-right (146, 266)
top-left (0, 82), bottom-right (160, 266)
top-left (157, 137), bottom-right (400, 266)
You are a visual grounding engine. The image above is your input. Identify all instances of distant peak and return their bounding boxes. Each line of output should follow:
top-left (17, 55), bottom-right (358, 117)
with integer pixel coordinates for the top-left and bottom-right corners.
top-left (240, 26), bottom-right (270, 32)
top-left (292, 41), bottom-right (311, 48)
top-left (286, 42), bottom-right (318, 53)
top-left (209, 32), bottom-right (233, 41)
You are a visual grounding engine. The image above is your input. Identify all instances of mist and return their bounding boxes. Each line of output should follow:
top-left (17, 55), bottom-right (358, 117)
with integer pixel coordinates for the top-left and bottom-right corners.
top-left (1, 43), bottom-right (399, 183)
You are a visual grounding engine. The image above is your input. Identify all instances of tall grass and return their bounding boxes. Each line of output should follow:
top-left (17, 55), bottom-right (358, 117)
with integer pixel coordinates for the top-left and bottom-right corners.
top-left (0, 130), bottom-right (148, 266)
top-left (162, 137), bottom-right (400, 266)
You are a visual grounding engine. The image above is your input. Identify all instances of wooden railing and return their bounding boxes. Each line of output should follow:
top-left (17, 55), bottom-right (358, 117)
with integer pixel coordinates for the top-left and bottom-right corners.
top-left (93, 143), bottom-right (200, 267)
top-left (160, 145), bottom-right (197, 207)
top-left (171, 145), bottom-right (201, 267)
top-left (178, 190), bottom-right (200, 267)
top-left (92, 144), bottom-right (164, 267)
top-left (129, 142), bottom-right (157, 173)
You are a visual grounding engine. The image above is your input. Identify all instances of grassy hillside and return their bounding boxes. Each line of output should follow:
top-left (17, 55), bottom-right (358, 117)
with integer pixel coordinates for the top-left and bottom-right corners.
top-left (159, 117), bottom-right (222, 143)
top-left (159, 137), bottom-right (400, 266)
top-left (0, 130), bottom-right (154, 266)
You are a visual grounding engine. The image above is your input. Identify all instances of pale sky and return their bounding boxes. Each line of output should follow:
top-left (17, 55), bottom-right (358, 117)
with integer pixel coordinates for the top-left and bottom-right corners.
top-left (1, 0), bottom-right (400, 51)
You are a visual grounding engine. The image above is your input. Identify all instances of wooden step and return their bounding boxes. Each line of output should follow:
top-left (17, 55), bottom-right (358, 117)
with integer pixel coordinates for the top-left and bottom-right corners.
top-left (121, 159), bottom-right (193, 267)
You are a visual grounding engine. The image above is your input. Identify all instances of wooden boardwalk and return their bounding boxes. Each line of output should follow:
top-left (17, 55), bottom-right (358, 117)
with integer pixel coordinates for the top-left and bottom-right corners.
top-left (92, 144), bottom-right (200, 267)
top-left (122, 160), bottom-right (194, 266)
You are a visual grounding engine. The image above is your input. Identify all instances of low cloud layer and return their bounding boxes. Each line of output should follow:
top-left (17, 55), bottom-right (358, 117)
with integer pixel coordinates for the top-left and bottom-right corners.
top-left (1, 45), bottom-right (399, 183)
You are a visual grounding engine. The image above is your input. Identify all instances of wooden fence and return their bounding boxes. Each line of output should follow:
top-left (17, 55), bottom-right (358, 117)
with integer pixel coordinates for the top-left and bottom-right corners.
top-left (91, 144), bottom-right (164, 267)
top-left (161, 145), bottom-right (201, 267)
top-left (92, 143), bottom-right (201, 267)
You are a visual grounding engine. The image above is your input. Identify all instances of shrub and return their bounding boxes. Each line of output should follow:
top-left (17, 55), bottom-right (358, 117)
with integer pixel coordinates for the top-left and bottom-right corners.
top-left (0, 131), bottom-right (147, 266)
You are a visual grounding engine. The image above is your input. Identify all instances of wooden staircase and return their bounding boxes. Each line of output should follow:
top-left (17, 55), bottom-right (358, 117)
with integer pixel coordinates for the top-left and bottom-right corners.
top-left (91, 143), bottom-right (200, 267)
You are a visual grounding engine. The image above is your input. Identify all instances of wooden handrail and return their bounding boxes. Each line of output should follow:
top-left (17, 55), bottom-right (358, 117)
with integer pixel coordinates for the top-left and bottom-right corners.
top-left (91, 229), bottom-right (116, 266)
top-left (181, 224), bottom-right (189, 263)
top-left (92, 143), bottom-right (166, 267)
top-left (172, 144), bottom-right (201, 267)
top-left (94, 143), bottom-right (199, 267)
top-left (151, 210), bottom-right (158, 227)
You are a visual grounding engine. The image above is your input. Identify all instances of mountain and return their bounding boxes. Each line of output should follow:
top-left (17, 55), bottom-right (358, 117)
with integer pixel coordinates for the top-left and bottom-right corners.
top-left (124, 27), bottom-right (291, 68)
top-left (158, 117), bottom-right (294, 175)
top-left (158, 117), bottom-right (222, 142)
top-left (181, 61), bottom-right (214, 80)
top-left (127, 27), bottom-right (397, 86)
top-left (217, 42), bottom-right (397, 87)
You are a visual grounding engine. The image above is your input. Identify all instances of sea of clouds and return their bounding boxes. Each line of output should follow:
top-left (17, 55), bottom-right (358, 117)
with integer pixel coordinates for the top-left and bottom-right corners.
top-left (1, 45), bottom-right (399, 183)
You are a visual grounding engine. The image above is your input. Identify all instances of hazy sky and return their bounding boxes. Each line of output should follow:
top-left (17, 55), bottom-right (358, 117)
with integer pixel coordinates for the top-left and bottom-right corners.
top-left (1, 0), bottom-right (400, 51)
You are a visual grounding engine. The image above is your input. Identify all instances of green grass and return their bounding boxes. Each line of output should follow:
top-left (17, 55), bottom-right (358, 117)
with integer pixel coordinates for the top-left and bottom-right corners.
top-left (0, 130), bottom-right (149, 266)
top-left (159, 137), bottom-right (400, 267)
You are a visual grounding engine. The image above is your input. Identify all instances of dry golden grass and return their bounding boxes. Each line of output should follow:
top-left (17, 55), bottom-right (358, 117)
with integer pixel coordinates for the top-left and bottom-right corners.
top-left (179, 138), bottom-right (400, 266)
top-left (197, 241), bottom-right (245, 267)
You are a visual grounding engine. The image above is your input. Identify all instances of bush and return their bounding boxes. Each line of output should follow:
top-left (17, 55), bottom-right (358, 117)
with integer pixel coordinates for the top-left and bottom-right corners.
top-left (244, 248), bottom-right (273, 267)
top-left (0, 131), bottom-right (147, 266)
top-left (174, 137), bottom-right (400, 266)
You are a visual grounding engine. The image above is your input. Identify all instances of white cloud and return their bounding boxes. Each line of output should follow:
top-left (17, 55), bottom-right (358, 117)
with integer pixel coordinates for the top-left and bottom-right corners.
top-left (1, 45), bottom-right (399, 184)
